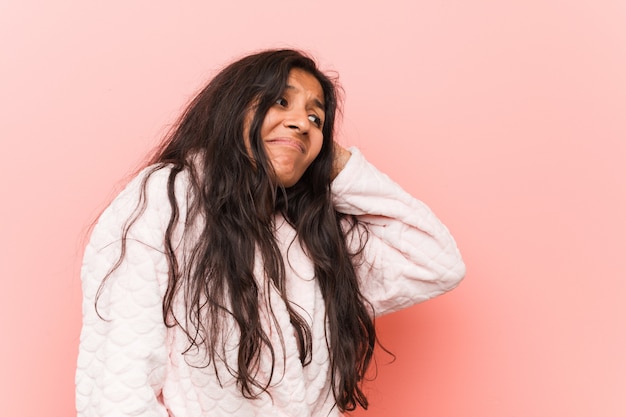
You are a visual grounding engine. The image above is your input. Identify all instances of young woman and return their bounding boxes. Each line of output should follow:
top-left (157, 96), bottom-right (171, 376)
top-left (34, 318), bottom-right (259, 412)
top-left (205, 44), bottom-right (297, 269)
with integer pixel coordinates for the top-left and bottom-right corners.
top-left (76, 49), bottom-right (465, 417)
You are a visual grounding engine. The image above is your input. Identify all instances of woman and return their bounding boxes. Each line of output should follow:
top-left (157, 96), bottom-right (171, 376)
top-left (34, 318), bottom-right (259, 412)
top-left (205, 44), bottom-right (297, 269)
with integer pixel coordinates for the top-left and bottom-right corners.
top-left (76, 49), bottom-right (465, 417)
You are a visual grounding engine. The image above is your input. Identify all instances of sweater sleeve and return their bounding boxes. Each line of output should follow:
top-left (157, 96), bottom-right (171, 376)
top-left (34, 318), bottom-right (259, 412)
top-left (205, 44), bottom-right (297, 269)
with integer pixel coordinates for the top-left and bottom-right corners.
top-left (76, 167), bottom-right (180, 417)
top-left (331, 148), bottom-right (466, 317)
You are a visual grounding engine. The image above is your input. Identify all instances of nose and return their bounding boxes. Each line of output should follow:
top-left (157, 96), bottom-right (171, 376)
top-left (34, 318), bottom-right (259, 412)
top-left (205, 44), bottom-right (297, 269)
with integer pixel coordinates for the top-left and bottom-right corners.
top-left (283, 107), bottom-right (309, 133)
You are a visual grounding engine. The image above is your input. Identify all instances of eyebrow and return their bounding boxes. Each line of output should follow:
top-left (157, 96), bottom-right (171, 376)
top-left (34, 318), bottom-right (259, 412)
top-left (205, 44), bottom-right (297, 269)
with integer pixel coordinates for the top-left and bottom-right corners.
top-left (285, 84), bottom-right (326, 111)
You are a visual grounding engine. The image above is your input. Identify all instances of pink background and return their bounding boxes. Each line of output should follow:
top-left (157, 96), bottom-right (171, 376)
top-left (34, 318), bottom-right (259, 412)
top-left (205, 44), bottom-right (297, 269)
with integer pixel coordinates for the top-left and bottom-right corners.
top-left (1, 1), bottom-right (625, 416)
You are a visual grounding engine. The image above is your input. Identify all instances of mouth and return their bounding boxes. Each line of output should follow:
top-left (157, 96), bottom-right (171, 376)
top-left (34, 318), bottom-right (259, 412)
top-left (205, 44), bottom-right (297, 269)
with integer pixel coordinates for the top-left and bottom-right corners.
top-left (265, 138), bottom-right (305, 154)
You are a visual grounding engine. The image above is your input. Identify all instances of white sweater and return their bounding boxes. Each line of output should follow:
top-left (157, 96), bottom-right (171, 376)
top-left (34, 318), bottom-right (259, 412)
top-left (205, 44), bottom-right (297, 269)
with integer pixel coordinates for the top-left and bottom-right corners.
top-left (76, 148), bottom-right (465, 417)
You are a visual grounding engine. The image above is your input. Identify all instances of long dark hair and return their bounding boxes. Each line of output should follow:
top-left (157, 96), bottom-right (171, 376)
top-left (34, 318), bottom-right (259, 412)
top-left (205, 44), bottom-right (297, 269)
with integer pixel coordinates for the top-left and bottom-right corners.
top-left (103, 49), bottom-right (376, 411)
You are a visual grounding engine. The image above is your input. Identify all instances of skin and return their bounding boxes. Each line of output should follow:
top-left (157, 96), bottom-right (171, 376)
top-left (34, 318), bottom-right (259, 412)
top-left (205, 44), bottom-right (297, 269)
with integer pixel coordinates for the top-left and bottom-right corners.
top-left (254, 68), bottom-right (351, 187)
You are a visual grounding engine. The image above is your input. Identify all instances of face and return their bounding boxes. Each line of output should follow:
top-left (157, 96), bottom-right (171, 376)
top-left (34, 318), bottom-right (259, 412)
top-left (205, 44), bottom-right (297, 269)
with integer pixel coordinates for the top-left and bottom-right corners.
top-left (252, 68), bottom-right (326, 187)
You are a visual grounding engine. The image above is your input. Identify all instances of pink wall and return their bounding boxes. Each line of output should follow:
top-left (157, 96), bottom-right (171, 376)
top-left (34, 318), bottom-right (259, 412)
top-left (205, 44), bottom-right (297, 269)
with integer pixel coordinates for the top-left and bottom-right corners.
top-left (1, 1), bottom-right (624, 416)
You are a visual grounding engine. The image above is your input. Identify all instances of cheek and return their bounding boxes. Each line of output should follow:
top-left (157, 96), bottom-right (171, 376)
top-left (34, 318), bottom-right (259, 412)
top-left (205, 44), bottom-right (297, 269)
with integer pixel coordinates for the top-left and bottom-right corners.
top-left (311, 133), bottom-right (324, 159)
top-left (260, 109), bottom-right (278, 137)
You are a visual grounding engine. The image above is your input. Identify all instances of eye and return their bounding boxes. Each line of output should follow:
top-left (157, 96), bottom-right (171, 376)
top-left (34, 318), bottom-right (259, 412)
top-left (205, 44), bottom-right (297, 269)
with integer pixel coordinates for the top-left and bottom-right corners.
top-left (308, 114), bottom-right (323, 128)
top-left (276, 97), bottom-right (288, 107)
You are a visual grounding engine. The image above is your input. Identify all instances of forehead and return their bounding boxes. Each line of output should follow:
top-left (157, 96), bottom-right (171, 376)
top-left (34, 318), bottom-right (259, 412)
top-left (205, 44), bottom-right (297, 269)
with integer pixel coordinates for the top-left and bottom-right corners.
top-left (285, 68), bottom-right (325, 108)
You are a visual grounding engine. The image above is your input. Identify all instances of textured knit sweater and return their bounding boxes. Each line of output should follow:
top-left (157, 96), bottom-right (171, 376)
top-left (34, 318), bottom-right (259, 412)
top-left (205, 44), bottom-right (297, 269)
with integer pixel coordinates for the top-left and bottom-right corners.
top-left (76, 148), bottom-right (466, 417)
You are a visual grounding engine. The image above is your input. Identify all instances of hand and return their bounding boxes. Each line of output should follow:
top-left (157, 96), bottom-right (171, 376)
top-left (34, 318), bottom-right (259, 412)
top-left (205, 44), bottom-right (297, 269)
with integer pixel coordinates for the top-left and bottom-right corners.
top-left (331, 143), bottom-right (351, 180)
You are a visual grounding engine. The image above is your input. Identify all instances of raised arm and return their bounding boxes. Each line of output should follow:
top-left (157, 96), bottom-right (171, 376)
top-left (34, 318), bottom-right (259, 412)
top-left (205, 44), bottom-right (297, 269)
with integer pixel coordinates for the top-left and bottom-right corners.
top-left (331, 147), bottom-right (465, 317)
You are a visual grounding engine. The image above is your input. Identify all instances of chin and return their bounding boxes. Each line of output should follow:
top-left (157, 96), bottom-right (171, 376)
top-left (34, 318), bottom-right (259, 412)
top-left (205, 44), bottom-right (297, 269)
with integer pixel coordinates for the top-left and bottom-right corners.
top-left (274, 171), bottom-right (304, 188)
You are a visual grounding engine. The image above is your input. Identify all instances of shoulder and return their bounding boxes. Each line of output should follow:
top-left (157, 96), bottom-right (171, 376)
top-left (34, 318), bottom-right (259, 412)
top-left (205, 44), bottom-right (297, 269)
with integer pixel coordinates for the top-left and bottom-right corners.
top-left (91, 164), bottom-right (192, 248)
top-left (119, 164), bottom-right (189, 208)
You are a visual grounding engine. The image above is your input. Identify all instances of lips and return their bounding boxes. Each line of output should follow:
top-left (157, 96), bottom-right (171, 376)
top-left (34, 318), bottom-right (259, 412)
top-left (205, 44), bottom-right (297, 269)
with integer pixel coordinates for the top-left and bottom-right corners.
top-left (265, 137), bottom-right (305, 153)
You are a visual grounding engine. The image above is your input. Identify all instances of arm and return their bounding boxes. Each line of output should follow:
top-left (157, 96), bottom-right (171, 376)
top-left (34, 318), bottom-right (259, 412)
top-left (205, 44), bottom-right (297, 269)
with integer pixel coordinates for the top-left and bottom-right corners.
top-left (331, 147), bottom-right (466, 317)
top-left (76, 168), bottom-right (177, 417)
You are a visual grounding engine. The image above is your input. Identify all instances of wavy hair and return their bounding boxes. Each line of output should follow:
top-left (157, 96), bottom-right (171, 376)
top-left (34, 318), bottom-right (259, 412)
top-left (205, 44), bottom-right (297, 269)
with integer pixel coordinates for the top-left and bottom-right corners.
top-left (103, 49), bottom-right (376, 412)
